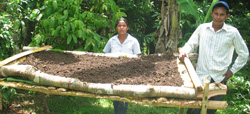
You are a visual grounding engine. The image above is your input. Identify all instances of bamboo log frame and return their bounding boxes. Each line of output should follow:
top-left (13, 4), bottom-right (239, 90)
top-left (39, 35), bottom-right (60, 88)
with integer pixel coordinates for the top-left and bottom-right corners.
top-left (0, 46), bottom-right (52, 68)
top-left (184, 58), bottom-right (203, 92)
top-left (201, 77), bottom-right (210, 114)
top-left (0, 47), bottom-right (229, 110)
top-left (0, 65), bottom-right (227, 99)
top-left (0, 80), bottom-right (228, 109)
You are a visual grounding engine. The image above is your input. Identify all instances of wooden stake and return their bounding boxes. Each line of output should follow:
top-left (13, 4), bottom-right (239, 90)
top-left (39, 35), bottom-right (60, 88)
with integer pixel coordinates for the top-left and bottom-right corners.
top-left (184, 58), bottom-right (203, 92)
top-left (0, 88), bottom-right (2, 110)
top-left (201, 77), bottom-right (210, 114)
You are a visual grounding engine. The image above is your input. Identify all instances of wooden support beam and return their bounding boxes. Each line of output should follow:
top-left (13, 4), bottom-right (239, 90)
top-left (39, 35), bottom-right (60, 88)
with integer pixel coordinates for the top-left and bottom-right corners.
top-left (201, 77), bottom-right (210, 114)
top-left (0, 46), bottom-right (52, 68)
top-left (0, 88), bottom-right (2, 110)
top-left (184, 58), bottom-right (203, 92)
top-left (0, 80), bottom-right (228, 109)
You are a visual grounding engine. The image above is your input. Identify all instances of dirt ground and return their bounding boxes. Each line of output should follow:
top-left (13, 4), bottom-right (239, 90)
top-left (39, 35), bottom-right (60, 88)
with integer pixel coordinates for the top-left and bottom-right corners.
top-left (20, 51), bottom-right (184, 86)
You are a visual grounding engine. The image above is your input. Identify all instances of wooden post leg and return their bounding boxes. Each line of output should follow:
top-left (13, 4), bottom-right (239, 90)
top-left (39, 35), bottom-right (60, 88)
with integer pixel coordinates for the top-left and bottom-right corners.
top-left (179, 108), bottom-right (184, 114)
top-left (0, 88), bottom-right (2, 110)
top-left (201, 77), bottom-right (210, 114)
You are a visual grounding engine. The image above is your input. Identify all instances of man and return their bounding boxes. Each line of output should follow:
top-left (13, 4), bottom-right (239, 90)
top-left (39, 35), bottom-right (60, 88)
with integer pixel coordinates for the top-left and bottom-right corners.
top-left (179, 1), bottom-right (249, 114)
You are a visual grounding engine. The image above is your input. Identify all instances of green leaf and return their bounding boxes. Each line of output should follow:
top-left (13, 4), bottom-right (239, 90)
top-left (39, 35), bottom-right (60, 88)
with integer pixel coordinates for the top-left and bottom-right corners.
top-left (55, 26), bottom-right (61, 36)
top-left (82, 28), bottom-right (87, 41)
top-left (67, 34), bottom-right (72, 44)
top-left (53, 0), bottom-right (58, 9)
top-left (81, 12), bottom-right (87, 19)
top-left (176, 0), bottom-right (199, 20)
top-left (64, 22), bottom-right (70, 33)
top-left (71, 23), bottom-right (75, 31)
top-left (64, 10), bottom-right (68, 19)
top-left (61, 27), bottom-right (65, 37)
top-left (72, 34), bottom-right (77, 43)
top-left (77, 30), bottom-right (82, 38)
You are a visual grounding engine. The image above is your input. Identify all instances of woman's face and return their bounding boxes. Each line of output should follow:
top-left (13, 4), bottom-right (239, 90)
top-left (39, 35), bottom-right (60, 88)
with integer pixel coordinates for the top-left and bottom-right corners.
top-left (116, 21), bottom-right (129, 35)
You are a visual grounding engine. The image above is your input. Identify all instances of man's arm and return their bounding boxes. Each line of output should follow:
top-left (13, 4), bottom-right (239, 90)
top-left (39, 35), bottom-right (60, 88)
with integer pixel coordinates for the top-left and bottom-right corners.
top-left (229, 30), bottom-right (249, 74)
top-left (179, 25), bottom-right (201, 61)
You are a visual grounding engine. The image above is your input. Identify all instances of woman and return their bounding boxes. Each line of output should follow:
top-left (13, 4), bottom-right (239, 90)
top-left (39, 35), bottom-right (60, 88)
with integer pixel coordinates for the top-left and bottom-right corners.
top-left (103, 18), bottom-right (141, 114)
top-left (103, 18), bottom-right (141, 55)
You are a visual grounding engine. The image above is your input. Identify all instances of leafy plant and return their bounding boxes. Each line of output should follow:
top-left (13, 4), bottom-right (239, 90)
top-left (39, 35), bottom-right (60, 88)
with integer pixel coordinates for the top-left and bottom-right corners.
top-left (0, 13), bottom-right (16, 60)
top-left (33, 0), bottom-right (126, 52)
top-left (1, 86), bottom-right (19, 109)
top-left (218, 66), bottom-right (250, 114)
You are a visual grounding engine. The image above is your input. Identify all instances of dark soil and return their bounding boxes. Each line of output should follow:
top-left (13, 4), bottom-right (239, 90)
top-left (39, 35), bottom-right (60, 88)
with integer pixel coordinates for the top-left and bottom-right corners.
top-left (20, 51), bottom-right (183, 86)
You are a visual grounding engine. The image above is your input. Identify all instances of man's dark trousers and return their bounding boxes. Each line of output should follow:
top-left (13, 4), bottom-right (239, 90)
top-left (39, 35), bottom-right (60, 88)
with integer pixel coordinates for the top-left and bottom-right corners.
top-left (187, 79), bottom-right (226, 114)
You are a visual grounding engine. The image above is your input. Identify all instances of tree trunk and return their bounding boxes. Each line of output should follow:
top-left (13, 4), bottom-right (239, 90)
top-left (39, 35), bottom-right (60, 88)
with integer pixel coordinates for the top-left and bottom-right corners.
top-left (0, 80), bottom-right (228, 109)
top-left (155, 0), bottom-right (181, 53)
top-left (0, 65), bottom-right (227, 99)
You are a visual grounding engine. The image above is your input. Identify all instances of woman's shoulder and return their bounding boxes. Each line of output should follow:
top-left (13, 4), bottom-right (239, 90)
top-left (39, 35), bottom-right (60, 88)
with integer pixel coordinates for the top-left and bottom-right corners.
top-left (108, 35), bottom-right (118, 41)
top-left (127, 34), bottom-right (139, 41)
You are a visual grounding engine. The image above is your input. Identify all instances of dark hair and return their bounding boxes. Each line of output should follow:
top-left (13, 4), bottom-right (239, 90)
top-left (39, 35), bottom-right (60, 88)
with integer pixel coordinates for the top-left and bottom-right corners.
top-left (212, 4), bottom-right (229, 14)
top-left (115, 18), bottom-right (129, 27)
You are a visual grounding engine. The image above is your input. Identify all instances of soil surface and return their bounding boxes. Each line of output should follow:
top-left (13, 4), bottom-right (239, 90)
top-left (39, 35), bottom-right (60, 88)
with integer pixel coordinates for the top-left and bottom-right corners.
top-left (20, 51), bottom-right (183, 86)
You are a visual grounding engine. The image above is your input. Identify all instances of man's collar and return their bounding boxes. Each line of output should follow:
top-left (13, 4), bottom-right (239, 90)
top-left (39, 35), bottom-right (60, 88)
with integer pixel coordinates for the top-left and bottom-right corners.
top-left (207, 22), bottom-right (229, 32)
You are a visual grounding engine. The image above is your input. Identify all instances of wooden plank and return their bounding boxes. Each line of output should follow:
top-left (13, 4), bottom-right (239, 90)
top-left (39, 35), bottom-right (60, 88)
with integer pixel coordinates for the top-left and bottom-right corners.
top-left (0, 88), bottom-right (2, 110)
top-left (201, 77), bottom-right (210, 114)
top-left (0, 46), bottom-right (52, 68)
top-left (184, 58), bottom-right (203, 92)
top-left (177, 58), bottom-right (194, 88)
top-left (196, 83), bottom-right (227, 99)
top-left (0, 80), bottom-right (228, 109)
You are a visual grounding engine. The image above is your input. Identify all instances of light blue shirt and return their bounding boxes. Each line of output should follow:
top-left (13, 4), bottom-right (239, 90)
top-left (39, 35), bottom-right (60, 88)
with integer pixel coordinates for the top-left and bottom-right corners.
top-left (103, 34), bottom-right (141, 55)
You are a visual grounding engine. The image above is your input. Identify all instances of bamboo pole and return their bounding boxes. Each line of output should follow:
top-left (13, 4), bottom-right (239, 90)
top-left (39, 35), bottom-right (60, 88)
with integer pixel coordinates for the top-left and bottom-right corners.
top-left (0, 88), bottom-right (2, 110)
top-left (201, 77), bottom-right (210, 114)
top-left (0, 80), bottom-right (228, 109)
top-left (0, 65), bottom-right (227, 99)
top-left (0, 65), bottom-right (196, 98)
top-left (0, 46), bottom-right (52, 68)
top-left (184, 58), bottom-right (203, 92)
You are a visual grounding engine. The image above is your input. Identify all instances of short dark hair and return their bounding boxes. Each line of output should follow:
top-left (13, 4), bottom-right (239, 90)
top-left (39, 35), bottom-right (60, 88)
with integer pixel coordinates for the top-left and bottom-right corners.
top-left (212, 3), bottom-right (229, 14)
top-left (115, 18), bottom-right (129, 27)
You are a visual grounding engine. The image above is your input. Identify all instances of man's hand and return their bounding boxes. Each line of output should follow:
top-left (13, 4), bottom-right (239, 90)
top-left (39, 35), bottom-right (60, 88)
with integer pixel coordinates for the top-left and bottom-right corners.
top-left (178, 52), bottom-right (189, 61)
top-left (223, 69), bottom-right (233, 81)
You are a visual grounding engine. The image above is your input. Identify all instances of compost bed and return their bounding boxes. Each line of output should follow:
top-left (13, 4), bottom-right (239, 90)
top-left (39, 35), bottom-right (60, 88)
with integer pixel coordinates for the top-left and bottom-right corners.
top-left (20, 51), bottom-right (183, 86)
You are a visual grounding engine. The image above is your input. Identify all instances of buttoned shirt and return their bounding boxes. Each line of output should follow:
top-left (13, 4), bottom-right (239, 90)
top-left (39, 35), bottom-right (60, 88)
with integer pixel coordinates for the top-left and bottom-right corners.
top-left (103, 34), bottom-right (141, 55)
top-left (181, 22), bottom-right (249, 83)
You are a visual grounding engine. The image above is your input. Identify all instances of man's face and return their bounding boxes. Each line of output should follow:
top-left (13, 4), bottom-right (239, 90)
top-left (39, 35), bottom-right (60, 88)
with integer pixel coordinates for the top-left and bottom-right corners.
top-left (211, 6), bottom-right (230, 26)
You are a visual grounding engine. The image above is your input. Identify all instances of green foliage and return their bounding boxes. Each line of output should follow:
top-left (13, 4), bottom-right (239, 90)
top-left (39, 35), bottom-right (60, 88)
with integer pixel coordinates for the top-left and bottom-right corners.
top-left (1, 86), bottom-right (19, 109)
top-left (47, 96), bottom-right (181, 114)
top-left (176, 0), bottom-right (199, 21)
top-left (3, 77), bottom-right (38, 85)
top-left (0, 13), bottom-right (16, 60)
top-left (218, 66), bottom-right (250, 114)
top-left (33, 0), bottom-right (126, 52)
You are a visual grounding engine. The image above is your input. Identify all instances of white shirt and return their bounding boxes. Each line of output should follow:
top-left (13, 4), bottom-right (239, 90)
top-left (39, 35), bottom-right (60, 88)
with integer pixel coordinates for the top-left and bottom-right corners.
top-left (103, 34), bottom-right (141, 55)
top-left (181, 22), bottom-right (249, 83)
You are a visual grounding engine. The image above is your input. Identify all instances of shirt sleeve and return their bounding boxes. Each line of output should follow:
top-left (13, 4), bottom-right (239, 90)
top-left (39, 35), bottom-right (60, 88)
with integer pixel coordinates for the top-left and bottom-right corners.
top-left (103, 39), bottom-right (111, 53)
top-left (180, 25), bottom-right (201, 54)
top-left (132, 39), bottom-right (141, 55)
top-left (230, 30), bottom-right (249, 74)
